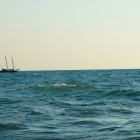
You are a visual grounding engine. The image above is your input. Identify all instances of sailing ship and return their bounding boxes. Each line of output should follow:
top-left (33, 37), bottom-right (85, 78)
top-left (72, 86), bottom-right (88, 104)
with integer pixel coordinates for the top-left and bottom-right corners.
top-left (0, 55), bottom-right (19, 73)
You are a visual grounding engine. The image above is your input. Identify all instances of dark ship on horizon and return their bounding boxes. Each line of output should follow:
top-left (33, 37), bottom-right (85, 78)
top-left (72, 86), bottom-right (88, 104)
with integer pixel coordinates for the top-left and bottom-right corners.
top-left (0, 56), bottom-right (19, 73)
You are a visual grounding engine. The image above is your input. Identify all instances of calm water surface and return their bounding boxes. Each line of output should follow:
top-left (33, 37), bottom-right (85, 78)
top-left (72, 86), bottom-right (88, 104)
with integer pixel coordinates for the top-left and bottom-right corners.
top-left (1, 70), bottom-right (140, 140)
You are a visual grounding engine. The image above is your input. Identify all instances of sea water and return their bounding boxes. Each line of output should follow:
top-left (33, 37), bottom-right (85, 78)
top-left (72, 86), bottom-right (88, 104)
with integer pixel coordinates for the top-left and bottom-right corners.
top-left (1, 70), bottom-right (140, 140)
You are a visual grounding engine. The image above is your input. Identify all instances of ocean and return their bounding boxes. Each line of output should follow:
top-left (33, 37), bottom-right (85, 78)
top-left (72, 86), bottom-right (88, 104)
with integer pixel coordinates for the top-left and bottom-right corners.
top-left (1, 69), bottom-right (140, 140)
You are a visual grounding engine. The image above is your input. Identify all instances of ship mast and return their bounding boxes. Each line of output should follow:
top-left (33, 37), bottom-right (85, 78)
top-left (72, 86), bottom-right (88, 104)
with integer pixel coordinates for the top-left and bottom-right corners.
top-left (5, 55), bottom-right (8, 69)
top-left (11, 57), bottom-right (14, 70)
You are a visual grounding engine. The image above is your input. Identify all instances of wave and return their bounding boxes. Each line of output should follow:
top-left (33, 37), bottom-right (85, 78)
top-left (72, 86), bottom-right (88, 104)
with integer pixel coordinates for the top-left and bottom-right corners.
top-left (0, 98), bottom-right (22, 104)
top-left (105, 89), bottom-right (140, 98)
top-left (39, 83), bottom-right (77, 87)
top-left (10, 83), bottom-right (140, 100)
top-left (23, 84), bottom-right (97, 93)
top-left (0, 123), bottom-right (25, 130)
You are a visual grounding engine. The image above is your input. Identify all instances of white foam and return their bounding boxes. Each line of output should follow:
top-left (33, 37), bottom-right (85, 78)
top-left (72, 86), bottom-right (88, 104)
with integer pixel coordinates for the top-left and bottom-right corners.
top-left (39, 83), bottom-right (76, 87)
top-left (53, 83), bottom-right (76, 87)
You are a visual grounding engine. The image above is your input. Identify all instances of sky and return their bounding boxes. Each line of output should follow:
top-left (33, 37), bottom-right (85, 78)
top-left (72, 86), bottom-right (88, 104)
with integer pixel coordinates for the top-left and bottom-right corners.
top-left (0, 0), bottom-right (140, 70)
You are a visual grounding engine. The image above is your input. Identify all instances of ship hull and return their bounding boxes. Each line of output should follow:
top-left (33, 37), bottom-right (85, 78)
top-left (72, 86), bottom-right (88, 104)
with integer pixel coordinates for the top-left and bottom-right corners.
top-left (0, 69), bottom-right (18, 73)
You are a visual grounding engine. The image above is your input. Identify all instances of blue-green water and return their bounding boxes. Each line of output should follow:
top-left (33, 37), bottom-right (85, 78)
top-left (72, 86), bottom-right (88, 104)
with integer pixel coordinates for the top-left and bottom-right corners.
top-left (1, 70), bottom-right (140, 140)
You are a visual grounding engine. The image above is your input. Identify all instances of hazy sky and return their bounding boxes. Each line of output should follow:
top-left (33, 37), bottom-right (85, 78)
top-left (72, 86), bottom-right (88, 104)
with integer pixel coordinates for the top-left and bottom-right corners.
top-left (0, 0), bottom-right (140, 70)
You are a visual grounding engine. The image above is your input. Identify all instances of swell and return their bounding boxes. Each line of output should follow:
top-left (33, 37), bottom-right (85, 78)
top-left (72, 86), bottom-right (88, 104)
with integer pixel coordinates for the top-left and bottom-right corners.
top-left (0, 123), bottom-right (25, 130)
top-left (23, 84), bottom-right (97, 94)
top-left (0, 98), bottom-right (22, 105)
top-left (105, 89), bottom-right (140, 98)
top-left (13, 83), bottom-right (140, 100)
top-left (3, 83), bottom-right (140, 101)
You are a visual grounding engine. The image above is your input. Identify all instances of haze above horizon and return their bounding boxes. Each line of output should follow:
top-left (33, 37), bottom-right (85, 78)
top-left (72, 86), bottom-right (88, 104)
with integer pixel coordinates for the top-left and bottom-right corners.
top-left (0, 0), bottom-right (140, 70)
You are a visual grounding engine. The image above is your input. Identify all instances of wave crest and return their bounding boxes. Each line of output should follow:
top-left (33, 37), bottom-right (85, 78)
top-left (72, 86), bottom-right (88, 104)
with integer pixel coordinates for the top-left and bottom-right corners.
top-left (39, 83), bottom-right (77, 88)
